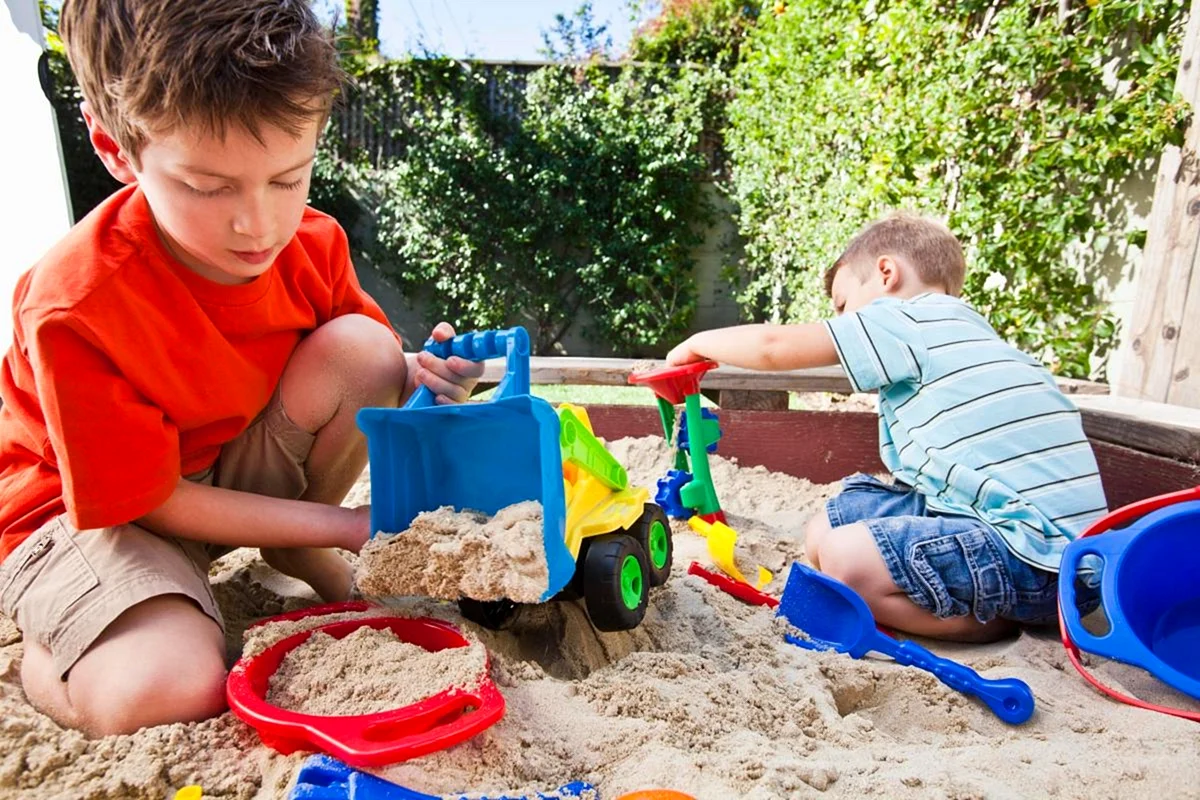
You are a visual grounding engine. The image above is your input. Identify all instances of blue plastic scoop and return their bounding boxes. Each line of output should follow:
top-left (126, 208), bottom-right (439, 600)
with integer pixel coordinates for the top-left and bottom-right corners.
top-left (289, 754), bottom-right (596, 800)
top-left (777, 562), bottom-right (1035, 725)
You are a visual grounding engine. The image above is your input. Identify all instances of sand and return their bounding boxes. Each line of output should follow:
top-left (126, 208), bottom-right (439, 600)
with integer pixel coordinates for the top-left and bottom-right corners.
top-left (265, 626), bottom-right (487, 717)
top-left (0, 435), bottom-right (1197, 799)
top-left (357, 502), bottom-right (550, 603)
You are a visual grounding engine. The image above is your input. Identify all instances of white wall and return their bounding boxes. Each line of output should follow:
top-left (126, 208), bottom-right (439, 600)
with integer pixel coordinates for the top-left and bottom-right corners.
top-left (0, 0), bottom-right (72, 349)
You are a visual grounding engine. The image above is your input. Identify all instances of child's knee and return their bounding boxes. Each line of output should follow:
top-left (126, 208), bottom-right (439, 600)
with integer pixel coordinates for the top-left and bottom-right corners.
top-left (66, 596), bottom-right (228, 736)
top-left (303, 314), bottom-right (406, 386)
top-left (804, 512), bottom-right (833, 566)
top-left (76, 644), bottom-right (227, 737)
top-left (812, 523), bottom-right (886, 589)
top-left (283, 315), bottom-right (406, 421)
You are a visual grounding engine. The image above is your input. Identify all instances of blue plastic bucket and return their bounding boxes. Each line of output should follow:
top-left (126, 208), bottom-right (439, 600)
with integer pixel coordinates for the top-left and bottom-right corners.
top-left (1060, 499), bottom-right (1200, 701)
top-left (356, 328), bottom-right (575, 601)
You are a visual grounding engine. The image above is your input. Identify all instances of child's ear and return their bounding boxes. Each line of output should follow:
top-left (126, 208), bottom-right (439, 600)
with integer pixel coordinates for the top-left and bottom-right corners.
top-left (877, 255), bottom-right (902, 291)
top-left (80, 102), bottom-right (138, 185)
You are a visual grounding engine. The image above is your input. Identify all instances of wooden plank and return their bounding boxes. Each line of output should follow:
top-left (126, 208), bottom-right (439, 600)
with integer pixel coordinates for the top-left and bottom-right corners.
top-left (717, 389), bottom-right (790, 411)
top-left (583, 405), bottom-right (1199, 510)
top-left (1170, 206), bottom-right (1200, 408)
top-left (482, 357), bottom-right (1107, 395)
top-left (1074, 395), bottom-right (1200, 463)
top-left (1114, 5), bottom-right (1200, 403)
top-left (584, 405), bottom-right (884, 485)
top-left (1092, 440), bottom-right (1200, 510)
top-left (489, 357), bottom-right (1198, 463)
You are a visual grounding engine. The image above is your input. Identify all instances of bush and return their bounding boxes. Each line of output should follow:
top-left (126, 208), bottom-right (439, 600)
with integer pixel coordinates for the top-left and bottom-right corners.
top-left (726, 0), bottom-right (1188, 378)
top-left (628, 0), bottom-right (762, 71)
top-left (367, 63), bottom-right (717, 355)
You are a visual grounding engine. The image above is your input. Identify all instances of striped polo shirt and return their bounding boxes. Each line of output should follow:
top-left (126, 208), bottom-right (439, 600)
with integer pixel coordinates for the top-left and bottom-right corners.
top-left (824, 293), bottom-right (1108, 573)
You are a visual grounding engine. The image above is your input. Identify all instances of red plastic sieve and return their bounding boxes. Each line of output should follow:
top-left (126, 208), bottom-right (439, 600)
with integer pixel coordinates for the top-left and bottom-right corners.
top-left (227, 611), bottom-right (505, 766)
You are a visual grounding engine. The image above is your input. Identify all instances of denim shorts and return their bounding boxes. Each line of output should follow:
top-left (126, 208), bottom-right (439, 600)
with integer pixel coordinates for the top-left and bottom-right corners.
top-left (825, 473), bottom-right (1095, 625)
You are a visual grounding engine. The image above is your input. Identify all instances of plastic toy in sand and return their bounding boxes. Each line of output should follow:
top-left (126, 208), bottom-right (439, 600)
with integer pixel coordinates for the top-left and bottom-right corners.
top-left (777, 562), bottom-right (1036, 725)
top-left (688, 561), bottom-right (1035, 724)
top-left (357, 327), bottom-right (672, 633)
top-left (227, 603), bottom-right (504, 767)
top-left (687, 516), bottom-right (771, 589)
top-left (1059, 486), bottom-right (1200, 722)
top-left (288, 755), bottom-right (596, 800)
top-left (629, 361), bottom-right (772, 588)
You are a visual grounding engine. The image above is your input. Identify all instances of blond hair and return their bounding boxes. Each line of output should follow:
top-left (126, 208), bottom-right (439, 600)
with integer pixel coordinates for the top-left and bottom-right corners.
top-left (60, 0), bottom-right (344, 164)
top-left (824, 212), bottom-right (966, 297)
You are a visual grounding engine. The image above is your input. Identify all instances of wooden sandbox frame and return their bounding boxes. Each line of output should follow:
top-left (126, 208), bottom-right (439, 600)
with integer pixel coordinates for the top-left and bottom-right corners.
top-left (481, 358), bottom-right (1200, 510)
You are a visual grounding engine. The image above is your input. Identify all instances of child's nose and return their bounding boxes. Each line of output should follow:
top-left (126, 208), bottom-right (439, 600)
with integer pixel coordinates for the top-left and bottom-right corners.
top-left (232, 190), bottom-right (272, 241)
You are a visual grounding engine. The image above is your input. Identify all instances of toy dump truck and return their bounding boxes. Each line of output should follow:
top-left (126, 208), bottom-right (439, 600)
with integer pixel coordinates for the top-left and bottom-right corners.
top-left (357, 327), bottom-right (672, 632)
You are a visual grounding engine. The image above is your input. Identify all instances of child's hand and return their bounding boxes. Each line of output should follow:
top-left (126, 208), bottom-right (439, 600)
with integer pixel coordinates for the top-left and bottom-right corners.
top-left (666, 337), bottom-right (705, 366)
top-left (413, 322), bottom-right (485, 404)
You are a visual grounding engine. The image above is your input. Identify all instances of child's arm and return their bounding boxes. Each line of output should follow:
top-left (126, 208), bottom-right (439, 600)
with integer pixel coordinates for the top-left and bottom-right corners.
top-left (139, 480), bottom-right (371, 553)
top-left (667, 323), bottom-right (839, 371)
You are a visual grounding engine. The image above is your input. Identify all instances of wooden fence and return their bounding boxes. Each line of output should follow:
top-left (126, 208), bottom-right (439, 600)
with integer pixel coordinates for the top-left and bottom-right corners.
top-left (477, 358), bottom-right (1200, 509)
top-left (1115, 6), bottom-right (1200, 408)
top-left (331, 59), bottom-right (726, 173)
top-left (333, 61), bottom-right (544, 165)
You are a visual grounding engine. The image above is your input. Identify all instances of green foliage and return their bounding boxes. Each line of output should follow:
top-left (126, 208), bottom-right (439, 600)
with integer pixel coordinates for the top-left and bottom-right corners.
top-left (39, 2), bottom-right (122, 222)
top-left (539, 1), bottom-right (615, 61)
top-left (345, 0), bottom-right (379, 49)
top-left (628, 0), bottom-right (762, 70)
top-left (356, 61), bottom-right (716, 354)
top-left (726, 0), bottom-right (1187, 378)
top-left (309, 135), bottom-right (372, 234)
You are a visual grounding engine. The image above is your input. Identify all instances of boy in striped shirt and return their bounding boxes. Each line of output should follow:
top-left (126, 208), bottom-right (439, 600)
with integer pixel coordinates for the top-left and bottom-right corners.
top-left (667, 213), bottom-right (1105, 641)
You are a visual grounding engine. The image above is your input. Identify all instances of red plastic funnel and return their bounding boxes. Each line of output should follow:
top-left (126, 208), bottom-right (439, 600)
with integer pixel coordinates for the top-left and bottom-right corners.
top-left (628, 361), bottom-right (718, 404)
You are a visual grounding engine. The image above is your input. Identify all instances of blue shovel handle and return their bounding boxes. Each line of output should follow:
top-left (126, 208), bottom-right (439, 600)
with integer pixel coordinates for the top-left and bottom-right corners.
top-left (404, 327), bottom-right (532, 409)
top-left (289, 755), bottom-right (597, 800)
top-left (868, 631), bottom-right (1035, 724)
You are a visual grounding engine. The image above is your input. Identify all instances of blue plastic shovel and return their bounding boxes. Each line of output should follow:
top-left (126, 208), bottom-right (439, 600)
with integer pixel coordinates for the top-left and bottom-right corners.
top-left (356, 327), bottom-right (576, 602)
top-left (288, 754), bottom-right (597, 800)
top-left (777, 562), bottom-right (1035, 725)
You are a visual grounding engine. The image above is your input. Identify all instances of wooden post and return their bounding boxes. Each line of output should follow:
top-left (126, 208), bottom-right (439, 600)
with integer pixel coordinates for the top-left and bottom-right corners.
top-left (1114, 2), bottom-right (1200, 406)
top-left (718, 389), bottom-right (790, 411)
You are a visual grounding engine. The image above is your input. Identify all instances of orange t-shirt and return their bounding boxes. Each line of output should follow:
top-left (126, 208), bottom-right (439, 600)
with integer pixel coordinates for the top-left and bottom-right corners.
top-left (0, 185), bottom-right (395, 561)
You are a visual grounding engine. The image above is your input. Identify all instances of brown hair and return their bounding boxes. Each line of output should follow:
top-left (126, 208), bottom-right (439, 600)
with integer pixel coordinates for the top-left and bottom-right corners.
top-left (824, 212), bottom-right (966, 298)
top-left (60, 0), bottom-right (344, 164)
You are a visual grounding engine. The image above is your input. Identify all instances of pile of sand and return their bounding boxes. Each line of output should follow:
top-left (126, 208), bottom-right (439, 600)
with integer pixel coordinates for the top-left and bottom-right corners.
top-left (356, 501), bottom-right (549, 603)
top-left (265, 626), bottom-right (487, 717)
top-left (0, 436), bottom-right (1196, 799)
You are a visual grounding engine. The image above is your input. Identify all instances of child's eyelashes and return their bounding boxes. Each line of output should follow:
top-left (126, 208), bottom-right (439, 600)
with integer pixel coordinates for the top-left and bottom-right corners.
top-left (183, 178), bottom-right (305, 197)
top-left (185, 184), bottom-right (230, 198)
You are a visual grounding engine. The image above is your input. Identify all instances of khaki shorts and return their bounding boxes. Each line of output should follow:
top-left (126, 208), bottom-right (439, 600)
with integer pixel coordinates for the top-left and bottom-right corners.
top-left (0, 388), bottom-right (315, 677)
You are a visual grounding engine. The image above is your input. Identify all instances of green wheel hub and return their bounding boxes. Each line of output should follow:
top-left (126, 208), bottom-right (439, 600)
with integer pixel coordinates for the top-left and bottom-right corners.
top-left (619, 554), bottom-right (643, 610)
top-left (648, 520), bottom-right (669, 570)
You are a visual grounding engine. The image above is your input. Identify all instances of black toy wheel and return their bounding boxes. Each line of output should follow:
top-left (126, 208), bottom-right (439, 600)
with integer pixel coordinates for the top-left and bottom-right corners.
top-left (582, 534), bottom-right (649, 632)
top-left (632, 504), bottom-right (672, 587)
top-left (457, 598), bottom-right (521, 630)
top-left (554, 538), bottom-right (591, 601)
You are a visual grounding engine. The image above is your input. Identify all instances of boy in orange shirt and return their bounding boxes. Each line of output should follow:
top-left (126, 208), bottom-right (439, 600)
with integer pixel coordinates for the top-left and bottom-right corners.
top-left (0, 0), bottom-right (482, 736)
